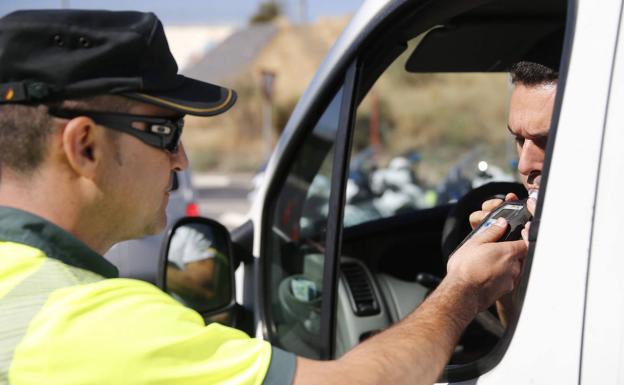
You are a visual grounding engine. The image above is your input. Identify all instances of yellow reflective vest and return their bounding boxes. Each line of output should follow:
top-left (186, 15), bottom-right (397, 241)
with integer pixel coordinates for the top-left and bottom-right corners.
top-left (0, 206), bottom-right (295, 385)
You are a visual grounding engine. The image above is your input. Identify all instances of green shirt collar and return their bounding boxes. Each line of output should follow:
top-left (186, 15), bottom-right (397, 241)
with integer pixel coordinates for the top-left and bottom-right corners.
top-left (0, 206), bottom-right (119, 278)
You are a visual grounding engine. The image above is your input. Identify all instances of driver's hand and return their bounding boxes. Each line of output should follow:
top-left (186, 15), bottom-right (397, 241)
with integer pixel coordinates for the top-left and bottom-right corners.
top-left (468, 192), bottom-right (521, 230)
top-left (447, 217), bottom-right (528, 312)
top-left (520, 195), bottom-right (537, 246)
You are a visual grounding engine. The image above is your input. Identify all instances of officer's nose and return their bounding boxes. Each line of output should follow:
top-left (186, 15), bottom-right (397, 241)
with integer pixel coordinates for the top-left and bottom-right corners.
top-left (171, 142), bottom-right (189, 172)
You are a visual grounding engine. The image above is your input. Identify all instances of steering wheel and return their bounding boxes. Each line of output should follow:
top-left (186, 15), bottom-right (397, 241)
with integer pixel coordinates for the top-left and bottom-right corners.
top-left (440, 182), bottom-right (527, 339)
top-left (441, 181), bottom-right (528, 263)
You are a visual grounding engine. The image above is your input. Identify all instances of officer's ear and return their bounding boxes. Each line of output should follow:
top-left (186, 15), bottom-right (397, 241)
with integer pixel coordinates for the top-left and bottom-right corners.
top-left (61, 116), bottom-right (107, 179)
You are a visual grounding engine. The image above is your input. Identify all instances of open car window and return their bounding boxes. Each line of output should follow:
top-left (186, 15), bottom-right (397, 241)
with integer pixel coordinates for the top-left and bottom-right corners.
top-left (336, 34), bottom-right (522, 365)
top-left (345, 39), bottom-right (518, 228)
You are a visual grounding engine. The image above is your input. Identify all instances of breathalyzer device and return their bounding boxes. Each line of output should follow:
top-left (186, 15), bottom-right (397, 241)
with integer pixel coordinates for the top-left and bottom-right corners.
top-left (452, 199), bottom-right (532, 255)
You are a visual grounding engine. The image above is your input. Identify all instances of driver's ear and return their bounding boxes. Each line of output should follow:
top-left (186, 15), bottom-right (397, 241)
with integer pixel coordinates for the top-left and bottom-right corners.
top-left (61, 116), bottom-right (106, 179)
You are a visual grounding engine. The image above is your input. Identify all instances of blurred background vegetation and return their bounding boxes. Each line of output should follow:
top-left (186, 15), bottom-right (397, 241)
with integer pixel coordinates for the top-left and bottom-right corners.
top-left (182, 2), bottom-right (511, 176)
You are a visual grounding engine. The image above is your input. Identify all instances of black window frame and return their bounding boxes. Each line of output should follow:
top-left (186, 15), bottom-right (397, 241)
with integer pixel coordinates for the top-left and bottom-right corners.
top-left (258, 62), bottom-right (361, 359)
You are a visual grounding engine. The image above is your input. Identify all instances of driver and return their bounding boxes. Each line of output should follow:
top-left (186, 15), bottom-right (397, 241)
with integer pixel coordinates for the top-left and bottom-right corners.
top-left (0, 9), bottom-right (527, 385)
top-left (468, 61), bottom-right (558, 325)
top-left (470, 61), bottom-right (556, 230)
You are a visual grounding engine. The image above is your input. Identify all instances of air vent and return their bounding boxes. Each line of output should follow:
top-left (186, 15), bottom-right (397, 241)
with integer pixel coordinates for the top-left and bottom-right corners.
top-left (341, 262), bottom-right (380, 316)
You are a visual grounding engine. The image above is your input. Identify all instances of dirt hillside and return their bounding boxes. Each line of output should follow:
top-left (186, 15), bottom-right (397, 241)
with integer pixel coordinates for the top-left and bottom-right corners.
top-left (183, 17), bottom-right (510, 174)
top-left (183, 16), bottom-right (350, 171)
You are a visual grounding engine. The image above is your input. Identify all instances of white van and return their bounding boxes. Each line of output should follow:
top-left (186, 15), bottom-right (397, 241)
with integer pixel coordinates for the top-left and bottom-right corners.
top-left (160, 0), bottom-right (624, 382)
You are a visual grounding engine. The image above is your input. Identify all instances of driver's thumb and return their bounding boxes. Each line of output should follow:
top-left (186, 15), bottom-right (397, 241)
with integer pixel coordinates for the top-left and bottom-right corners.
top-left (470, 217), bottom-right (508, 245)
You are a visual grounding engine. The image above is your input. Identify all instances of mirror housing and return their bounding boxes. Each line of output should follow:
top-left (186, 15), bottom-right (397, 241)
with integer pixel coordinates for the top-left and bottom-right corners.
top-left (158, 216), bottom-right (236, 315)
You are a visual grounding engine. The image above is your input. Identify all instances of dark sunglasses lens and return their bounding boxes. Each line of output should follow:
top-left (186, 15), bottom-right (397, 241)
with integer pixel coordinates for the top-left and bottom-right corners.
top-left (166, 124), bottom-right (183, 153)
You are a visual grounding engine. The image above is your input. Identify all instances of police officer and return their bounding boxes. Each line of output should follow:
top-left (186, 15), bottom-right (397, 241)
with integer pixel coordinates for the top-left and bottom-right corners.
top-left (0, 10), bottom-right (526, 385)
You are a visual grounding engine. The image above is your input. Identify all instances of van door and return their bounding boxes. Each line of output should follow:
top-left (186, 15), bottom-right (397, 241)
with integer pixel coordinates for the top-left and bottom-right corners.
top-left (580, 2), bottom-right (624, 383)
top-left (482, 0), bottom-right (620, 383)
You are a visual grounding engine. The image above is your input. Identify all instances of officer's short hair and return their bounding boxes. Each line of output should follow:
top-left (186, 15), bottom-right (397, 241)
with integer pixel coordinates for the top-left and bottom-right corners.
top-left (0, 96), bottom-right (135, 174)
top-left (510, 61), bottom-right (559, 86)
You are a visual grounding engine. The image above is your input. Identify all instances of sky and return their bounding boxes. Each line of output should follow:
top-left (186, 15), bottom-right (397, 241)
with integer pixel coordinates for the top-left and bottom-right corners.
top-left (0, 0), bottom-right (365, 25)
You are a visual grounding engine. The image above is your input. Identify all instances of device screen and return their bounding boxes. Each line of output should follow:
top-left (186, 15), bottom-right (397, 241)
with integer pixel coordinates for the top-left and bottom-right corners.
top-left (476, 204), bottom-right (522, 233)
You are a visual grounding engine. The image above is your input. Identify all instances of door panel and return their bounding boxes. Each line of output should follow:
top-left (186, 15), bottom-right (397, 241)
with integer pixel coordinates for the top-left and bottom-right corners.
top-left (581, 2), bottom-right (624, 383)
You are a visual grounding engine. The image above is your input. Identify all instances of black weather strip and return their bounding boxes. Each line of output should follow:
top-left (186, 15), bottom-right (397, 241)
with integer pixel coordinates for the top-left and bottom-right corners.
top-left (320, 61), bottom-right (359, 360)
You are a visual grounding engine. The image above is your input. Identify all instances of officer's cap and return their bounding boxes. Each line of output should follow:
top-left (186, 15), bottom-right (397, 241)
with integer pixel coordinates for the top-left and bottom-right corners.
top-left (0, 9), bottom-right (236, 116)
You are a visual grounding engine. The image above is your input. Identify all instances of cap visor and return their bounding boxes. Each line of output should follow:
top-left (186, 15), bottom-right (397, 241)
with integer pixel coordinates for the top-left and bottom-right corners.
top-left (123, 76), bottom-right (236, 116)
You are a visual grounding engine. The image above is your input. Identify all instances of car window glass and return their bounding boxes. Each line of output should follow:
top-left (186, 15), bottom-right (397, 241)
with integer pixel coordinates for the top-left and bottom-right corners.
top-left (264, 87), bottom-right (344, 359)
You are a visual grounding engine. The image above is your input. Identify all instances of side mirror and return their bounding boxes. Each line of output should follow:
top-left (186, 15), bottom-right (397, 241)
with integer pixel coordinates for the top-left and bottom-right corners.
top-left (158, 216), bottom-right (235, 314)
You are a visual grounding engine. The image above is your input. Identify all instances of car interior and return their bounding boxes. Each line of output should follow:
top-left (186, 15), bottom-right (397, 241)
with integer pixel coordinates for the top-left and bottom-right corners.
top-left (259, 0), bottom-right (567, 381)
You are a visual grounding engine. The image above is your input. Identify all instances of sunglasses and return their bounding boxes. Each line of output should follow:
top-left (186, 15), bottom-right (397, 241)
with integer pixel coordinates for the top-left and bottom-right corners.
top-left (48, 108), bottom-right (184, 153)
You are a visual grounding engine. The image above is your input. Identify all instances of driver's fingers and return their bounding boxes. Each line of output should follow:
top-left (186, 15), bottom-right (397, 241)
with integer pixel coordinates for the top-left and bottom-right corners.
top-left (469, 194), bottom-right (519, 230)
top-left (469, 201), bottom-right (501, 229)
top-left (527, 196), bottom-right (537, 216)
top-left (505, 192), bottom-right (520, 202)
top-left (468, 198), bottom-right (504, 229)
top-left (521, 221), bottom-right (532, 246)
top-left (482, 198), bottom-right (504, 212)
top-left (469, 210), bottom-right (489, 229)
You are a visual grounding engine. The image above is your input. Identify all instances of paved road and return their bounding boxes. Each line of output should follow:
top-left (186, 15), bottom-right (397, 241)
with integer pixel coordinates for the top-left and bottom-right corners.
top-left (193, 173), bottom-right (255, 229)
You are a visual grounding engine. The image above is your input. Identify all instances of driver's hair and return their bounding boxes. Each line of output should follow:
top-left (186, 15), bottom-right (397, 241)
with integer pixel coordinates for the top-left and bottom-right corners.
top-left (0, 95), bottom-right (136, 175)
top-left (510, 61), bottom-right (558, 86)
